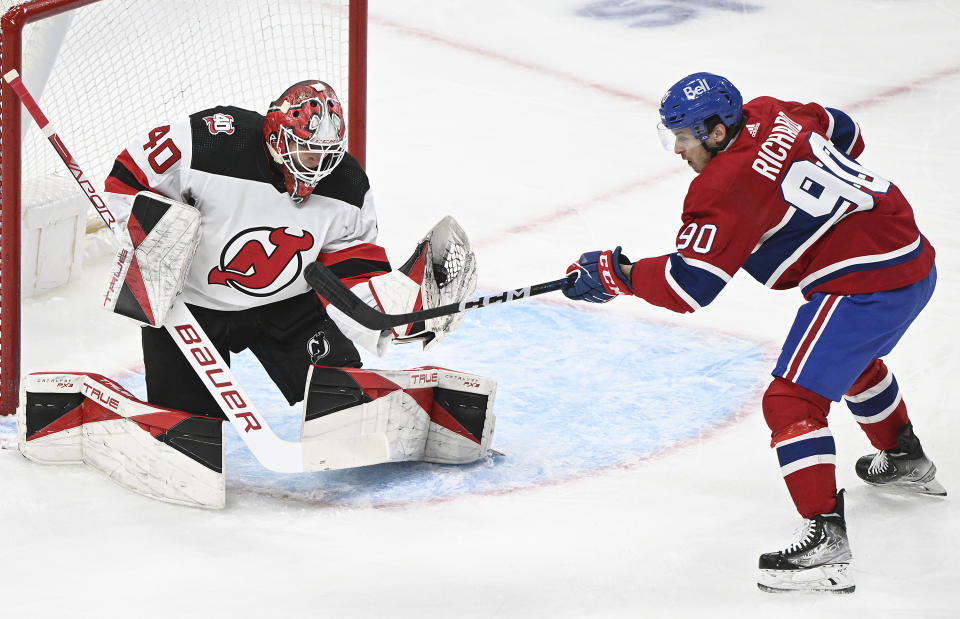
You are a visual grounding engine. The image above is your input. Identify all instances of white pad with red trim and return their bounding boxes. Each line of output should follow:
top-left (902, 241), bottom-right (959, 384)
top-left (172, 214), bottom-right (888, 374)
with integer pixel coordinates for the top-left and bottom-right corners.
top-left (302, 367), bottom-right (433, 463)
top-left (302, 366), bottom-right (496, 465)
top-left (422, 367), bottom-right (496, 464)
top-left (104, 191), bottom-right (201, 327)
top-left (17, 372), bottom-right (224, 509)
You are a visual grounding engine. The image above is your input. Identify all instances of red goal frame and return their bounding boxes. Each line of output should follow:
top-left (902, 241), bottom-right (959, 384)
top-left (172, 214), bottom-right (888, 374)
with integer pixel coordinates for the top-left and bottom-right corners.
top-left (0, 0), bottom-right (367, 416)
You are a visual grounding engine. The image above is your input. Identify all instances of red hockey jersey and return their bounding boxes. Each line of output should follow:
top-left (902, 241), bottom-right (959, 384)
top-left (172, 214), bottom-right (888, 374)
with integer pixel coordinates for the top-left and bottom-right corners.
top-left (630, 96), bottom-right (935, 313)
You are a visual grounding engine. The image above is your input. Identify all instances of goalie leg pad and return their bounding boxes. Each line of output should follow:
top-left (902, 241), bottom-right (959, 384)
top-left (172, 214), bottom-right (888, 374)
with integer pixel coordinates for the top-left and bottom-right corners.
top-left (302, 366), bottom-right (434, 464)
top-left (18, 383), bottom-right (86, 464)
top-left (302, 366), bottom-right (497, 466)
top-left (422, 367), bottom-right (497, 464)
top-left (18, 372), bottom-right (224, 509)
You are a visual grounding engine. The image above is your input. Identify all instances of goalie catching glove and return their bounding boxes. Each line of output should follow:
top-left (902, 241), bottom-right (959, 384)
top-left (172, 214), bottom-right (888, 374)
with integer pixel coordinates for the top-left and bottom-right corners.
top-left (366, 215), bottom-right (478, 350)
top-left (103, 191), bottom-right (201, 326)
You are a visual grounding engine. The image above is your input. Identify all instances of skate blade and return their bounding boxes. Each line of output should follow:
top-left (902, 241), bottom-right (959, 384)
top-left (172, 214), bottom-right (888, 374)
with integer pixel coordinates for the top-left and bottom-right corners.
top-left (757, 563), bottom-right (855, 594)
top-left (864, 477), bottom-right (947, 496)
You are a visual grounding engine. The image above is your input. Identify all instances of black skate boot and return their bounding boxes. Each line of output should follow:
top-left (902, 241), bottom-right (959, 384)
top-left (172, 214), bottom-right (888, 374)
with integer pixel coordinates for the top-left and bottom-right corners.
top-left (855, 422), bottom-right (946, 496)
top-left (757, 490), bottom-right (854, 594)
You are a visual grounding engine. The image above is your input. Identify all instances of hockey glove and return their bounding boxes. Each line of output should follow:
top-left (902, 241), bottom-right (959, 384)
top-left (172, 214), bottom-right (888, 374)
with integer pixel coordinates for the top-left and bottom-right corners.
top-left (563, 246), bottom-right (633, 303)
top-left (370, 216), bottom-right (477, 350)
top-left (103, 191), bottom-right (201, 326)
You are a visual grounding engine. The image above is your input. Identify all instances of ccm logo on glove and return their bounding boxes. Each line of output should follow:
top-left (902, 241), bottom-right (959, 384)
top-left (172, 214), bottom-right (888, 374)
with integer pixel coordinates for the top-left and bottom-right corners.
top-left (598, 253), bottom-right (627, 295)
top-left (563, 246), bottom-right (634, 303)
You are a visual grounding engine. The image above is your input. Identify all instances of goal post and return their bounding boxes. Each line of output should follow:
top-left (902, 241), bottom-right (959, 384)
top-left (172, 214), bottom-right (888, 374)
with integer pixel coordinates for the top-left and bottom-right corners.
top-left (0, 0), bottom-right (368, 416)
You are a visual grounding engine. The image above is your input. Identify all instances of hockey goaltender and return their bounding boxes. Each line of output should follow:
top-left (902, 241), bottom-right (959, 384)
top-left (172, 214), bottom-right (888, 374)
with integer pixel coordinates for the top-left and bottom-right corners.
top-left (16, 80), bottom-right (496, 509)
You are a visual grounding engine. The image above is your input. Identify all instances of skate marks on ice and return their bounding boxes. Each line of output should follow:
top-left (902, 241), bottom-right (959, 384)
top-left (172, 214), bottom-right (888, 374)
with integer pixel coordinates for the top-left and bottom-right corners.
top-left (0, 298), bottom-right (769, 507)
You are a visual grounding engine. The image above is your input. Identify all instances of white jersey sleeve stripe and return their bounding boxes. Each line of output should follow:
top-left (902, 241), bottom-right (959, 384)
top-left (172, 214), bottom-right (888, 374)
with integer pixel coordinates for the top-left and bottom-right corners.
top-left (678, 254), bottom-right (732, 283)
top-left (664, 259), bottom-right (702, 312)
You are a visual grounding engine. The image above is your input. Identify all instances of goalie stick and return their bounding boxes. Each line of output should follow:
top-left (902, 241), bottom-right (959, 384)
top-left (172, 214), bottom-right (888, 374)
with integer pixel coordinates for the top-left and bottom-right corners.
top-left (304, 261), bottom-right (575, 331)
top-left (3, 69), bottom-right (378, 473)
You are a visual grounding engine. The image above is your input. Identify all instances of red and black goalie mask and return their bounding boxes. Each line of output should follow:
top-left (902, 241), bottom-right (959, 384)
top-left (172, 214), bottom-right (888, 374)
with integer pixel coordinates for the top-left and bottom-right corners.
top-left (263, 80), bottom-right (346, 204)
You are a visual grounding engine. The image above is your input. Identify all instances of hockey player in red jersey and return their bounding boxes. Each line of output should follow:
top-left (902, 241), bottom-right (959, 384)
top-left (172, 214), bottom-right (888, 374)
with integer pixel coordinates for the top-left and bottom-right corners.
top-left (98, 80), bottom-right (495, 470)
top-left (561, 72), bottom-right (943, 593)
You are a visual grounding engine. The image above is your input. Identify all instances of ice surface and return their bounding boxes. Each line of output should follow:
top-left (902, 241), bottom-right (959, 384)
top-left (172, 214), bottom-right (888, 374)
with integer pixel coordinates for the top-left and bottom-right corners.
top-left (111, 299), bottom-right (768, 508)
top-left (2, 1), bottom-right (959, 617)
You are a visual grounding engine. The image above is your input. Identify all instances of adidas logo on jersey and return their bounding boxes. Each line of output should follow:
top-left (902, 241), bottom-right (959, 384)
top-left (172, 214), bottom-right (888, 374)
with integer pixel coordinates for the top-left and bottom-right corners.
top-left (747, 122), bottom-right (760, 137)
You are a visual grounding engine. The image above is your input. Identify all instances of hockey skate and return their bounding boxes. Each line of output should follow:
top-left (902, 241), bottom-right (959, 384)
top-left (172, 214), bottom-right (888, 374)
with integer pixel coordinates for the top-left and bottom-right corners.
top-left (856, 422), bottom-right (946, 496)
top-left (757, 490), bottom-right (854, 594)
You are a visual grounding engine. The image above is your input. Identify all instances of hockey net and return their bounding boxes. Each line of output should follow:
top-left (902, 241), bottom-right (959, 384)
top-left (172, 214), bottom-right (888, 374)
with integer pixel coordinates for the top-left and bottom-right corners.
top-left (0, 0), bottom-right (367, 415)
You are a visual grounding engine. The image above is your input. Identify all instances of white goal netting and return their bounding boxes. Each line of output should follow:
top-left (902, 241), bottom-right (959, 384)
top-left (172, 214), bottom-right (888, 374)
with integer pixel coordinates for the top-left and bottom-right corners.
top-left (0, 0), bottom-right (361, 415)
top-left (18, 0), bottom-right (352, 213)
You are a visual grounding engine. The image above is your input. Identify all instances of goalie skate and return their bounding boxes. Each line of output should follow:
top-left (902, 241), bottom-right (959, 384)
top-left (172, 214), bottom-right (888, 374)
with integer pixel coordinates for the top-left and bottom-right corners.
top-left (856, 422), bottom-right (946, 496)
top-left (757, 490), bottom-right (854, 594)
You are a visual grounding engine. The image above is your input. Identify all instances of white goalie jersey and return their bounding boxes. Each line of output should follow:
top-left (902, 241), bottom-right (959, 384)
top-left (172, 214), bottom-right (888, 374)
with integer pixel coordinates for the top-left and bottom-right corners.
top-left (104, 106), bottom-right (386, 314)
top-left (105, 105), bottom-right (477, 355)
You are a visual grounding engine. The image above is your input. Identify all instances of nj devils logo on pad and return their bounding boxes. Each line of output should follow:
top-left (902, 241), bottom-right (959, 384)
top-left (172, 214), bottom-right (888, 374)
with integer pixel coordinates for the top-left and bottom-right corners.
top-left (209, 227), bottom-right (314, 296)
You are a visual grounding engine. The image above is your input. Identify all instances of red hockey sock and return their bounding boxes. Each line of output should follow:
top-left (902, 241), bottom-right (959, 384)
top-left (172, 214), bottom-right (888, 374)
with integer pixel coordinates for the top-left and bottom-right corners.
top-left (844, 359), bottom-right (910, 451)
top-left (764, 378), bottom-right (837, 518)
top-left (783, 465), bottom-right (838, 519)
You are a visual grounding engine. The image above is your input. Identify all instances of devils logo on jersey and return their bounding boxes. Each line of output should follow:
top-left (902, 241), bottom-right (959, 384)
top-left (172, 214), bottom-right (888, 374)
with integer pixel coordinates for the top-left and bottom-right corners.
top-left (208, 227), bottom-right (314, 296)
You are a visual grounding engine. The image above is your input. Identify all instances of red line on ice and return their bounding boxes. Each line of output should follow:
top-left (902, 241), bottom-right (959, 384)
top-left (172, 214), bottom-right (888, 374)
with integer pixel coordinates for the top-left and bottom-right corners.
top-left (375, 14), bottom-right (960, 243)
top-left (372, 15), bottom-right (656, 106)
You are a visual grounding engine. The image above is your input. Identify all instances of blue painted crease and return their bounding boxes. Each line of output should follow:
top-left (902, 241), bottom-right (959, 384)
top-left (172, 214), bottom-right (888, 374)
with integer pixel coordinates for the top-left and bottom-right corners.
top-left (109, 300), bottom-right (769, 507)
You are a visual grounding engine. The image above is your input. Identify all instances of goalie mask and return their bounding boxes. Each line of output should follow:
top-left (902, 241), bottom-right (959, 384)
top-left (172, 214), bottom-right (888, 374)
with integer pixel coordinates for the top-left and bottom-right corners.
top-left (264, 80), bottom-right (346, 204)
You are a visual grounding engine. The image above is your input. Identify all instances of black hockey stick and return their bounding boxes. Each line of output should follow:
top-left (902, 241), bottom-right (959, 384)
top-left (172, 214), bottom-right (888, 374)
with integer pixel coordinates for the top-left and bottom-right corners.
top-left (304, 261), bottom-right (575, 330)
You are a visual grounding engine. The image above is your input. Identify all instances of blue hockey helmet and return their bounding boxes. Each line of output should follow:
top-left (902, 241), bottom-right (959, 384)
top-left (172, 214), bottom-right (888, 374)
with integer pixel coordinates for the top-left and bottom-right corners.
top-left (658, 72), bottom-right (742, 147)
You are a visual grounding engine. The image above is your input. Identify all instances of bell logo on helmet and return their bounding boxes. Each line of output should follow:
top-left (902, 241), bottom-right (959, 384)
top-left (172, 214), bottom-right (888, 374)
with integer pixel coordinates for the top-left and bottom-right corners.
top-left (657, 72), bottom-right (743, 145)
top-left (683, 77), bottom-right (711, 100)
top-left (208, 227), bottom-right (315, 296)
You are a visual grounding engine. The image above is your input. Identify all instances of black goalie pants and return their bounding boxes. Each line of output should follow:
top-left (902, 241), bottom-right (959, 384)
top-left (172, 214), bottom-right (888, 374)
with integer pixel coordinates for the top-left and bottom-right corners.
top-left (142, 292), bottom-right (362, 418)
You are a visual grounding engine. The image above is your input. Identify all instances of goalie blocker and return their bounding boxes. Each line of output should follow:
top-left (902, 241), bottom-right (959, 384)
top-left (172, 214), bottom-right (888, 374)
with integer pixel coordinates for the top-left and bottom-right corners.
top-left (104, 191), bottom-right (201, 327)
